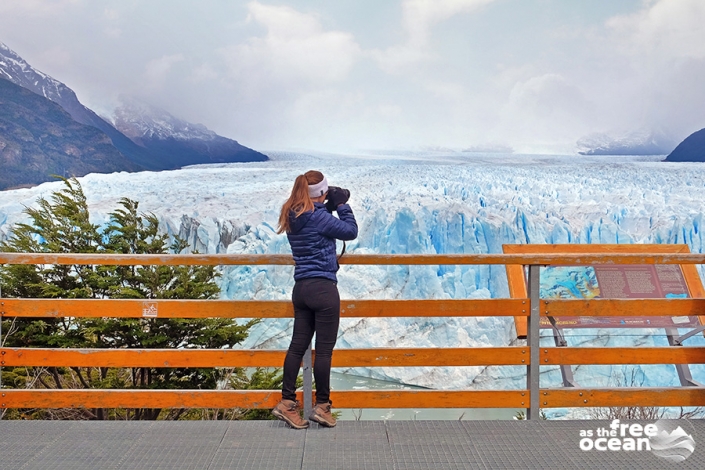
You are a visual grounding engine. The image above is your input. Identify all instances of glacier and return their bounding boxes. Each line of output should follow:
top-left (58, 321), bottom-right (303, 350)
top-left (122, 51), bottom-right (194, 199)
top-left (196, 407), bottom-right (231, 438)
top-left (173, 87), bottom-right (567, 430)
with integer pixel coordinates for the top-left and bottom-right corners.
top-left (1, 151), bottom-right (705, 417)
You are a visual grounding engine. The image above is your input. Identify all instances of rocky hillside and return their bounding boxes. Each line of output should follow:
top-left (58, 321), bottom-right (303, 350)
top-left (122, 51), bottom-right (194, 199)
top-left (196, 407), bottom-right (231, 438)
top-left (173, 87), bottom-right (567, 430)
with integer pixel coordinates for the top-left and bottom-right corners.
top-left (0, 78), bottom-right (138, 190)
top-left (665, 128), bottom-right (705, 162)
top-left (0, 42), bottom-right (158, 170)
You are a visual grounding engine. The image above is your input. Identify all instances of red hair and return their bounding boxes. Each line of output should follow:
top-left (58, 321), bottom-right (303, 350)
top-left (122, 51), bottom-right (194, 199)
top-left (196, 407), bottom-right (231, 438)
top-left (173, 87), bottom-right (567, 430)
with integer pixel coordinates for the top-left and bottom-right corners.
top-left (277, 170), bottom-right (324, 234)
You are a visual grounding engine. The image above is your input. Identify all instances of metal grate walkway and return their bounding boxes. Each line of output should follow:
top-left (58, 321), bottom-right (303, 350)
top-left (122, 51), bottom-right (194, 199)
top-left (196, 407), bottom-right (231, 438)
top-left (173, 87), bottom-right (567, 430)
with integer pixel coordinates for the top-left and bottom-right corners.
top-left (1, 419), bottom-right (703, 469)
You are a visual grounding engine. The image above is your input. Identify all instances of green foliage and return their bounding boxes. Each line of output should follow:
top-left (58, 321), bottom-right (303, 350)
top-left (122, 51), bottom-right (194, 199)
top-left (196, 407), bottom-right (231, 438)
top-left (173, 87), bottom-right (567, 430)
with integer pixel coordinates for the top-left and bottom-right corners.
top-left (174, 368), bottom-right (303, 421)
top-left (0, 178), bottom-right (279, 420)
top-left (514, 410), bottom-right (548, 420)
top-left (229, 368), bottom-right (292, 420)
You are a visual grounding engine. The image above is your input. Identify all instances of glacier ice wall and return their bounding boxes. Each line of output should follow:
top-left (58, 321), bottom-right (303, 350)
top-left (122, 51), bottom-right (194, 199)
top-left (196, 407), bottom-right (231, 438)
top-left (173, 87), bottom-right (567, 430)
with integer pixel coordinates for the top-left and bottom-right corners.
top-left (1, 152), bottom-right (705, 400)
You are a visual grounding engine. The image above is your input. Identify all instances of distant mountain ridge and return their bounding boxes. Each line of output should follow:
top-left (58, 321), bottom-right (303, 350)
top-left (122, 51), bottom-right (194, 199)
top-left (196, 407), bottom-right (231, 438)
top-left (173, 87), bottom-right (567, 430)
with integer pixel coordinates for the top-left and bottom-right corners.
top-left (665, 128), bottom-right (705, 162)
top-left (113, 98), bottom-right (267, 168)
top-left (114, 97), bottom-right (220, 142)
top-left (0, 41), bottom-right (267, 187)
top-left (576, 129), bottom-right (676, 156)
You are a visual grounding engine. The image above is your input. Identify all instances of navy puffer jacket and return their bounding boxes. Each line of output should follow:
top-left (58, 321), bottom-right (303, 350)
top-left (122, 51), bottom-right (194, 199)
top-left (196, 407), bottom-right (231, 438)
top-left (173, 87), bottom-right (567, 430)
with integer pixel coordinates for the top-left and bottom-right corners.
top-left (287, 202), bottom-right (358, 282)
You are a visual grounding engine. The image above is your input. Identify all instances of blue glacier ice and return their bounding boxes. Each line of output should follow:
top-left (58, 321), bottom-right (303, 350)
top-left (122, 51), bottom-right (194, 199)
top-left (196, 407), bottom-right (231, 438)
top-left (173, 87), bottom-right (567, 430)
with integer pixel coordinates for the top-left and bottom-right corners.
top-left (1, 151), bottom-right (704, 417)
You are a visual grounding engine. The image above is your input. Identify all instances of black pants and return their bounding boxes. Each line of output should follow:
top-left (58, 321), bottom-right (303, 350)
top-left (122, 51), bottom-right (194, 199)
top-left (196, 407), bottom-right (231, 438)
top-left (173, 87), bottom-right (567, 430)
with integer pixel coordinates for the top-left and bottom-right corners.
top-left (282, 277), bottom-right (340, 404)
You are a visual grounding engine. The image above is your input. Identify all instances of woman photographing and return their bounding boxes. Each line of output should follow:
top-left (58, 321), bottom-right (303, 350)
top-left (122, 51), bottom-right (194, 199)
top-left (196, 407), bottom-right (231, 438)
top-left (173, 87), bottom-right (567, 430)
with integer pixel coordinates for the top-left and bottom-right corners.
top-left (272, 170), bottom-right (358, 429)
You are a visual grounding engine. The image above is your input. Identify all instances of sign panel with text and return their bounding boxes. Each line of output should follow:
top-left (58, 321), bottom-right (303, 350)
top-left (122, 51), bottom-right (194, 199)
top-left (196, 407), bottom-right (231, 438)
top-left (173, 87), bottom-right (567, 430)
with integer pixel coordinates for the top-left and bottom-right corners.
top-left (539, 264), bottom-right (698, 328)
top-left (504, 244), bottom-right (705, 338)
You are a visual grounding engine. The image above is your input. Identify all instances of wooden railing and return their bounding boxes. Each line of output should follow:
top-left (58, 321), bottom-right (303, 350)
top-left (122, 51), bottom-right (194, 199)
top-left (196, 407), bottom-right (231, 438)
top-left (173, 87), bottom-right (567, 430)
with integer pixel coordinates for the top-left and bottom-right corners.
top-left (1, 250), bottom-right (705, 420)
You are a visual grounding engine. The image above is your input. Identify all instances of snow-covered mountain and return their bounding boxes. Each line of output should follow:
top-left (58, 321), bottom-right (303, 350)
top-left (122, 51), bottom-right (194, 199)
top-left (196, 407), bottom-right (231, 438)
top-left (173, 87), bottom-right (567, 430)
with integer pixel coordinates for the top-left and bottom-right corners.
top-left (576, 129), bottom-right (677, 156)
top-left (0, 42), bottom-right (73, 104)
top-left (1, 151), bottom-right (703, 418)
top-left (112, 97), bottom-right (267, 168)
top-left (114, 97), bottom-right (219, 142)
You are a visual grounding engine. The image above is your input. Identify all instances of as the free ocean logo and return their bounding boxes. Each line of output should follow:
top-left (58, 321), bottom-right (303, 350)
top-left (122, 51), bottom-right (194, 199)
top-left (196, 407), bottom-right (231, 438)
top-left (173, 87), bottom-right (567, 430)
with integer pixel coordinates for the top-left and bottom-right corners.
top-left (650, 419), bottom-right (696, 463)
top-left (579, 419), bottom-right (695, 463)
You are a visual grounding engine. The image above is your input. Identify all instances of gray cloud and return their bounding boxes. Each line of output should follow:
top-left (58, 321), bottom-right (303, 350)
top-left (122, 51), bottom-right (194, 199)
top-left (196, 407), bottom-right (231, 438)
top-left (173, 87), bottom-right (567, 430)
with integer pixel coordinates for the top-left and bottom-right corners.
top-left (0, 0), bottom-right (703, 153)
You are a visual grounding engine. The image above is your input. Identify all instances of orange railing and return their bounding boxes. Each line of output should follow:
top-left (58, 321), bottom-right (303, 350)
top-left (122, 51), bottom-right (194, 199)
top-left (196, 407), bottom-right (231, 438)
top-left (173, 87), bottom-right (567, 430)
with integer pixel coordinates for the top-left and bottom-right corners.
top-left (1, 250), bottom-right (705, 419)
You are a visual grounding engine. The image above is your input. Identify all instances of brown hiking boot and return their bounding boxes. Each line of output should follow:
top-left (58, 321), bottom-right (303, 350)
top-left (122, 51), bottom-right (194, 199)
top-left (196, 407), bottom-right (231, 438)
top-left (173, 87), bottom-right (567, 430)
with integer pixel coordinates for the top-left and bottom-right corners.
top-left (309, 402), bottom-right (336, 427)
top-left (272, 399), bottom-right (309, 429)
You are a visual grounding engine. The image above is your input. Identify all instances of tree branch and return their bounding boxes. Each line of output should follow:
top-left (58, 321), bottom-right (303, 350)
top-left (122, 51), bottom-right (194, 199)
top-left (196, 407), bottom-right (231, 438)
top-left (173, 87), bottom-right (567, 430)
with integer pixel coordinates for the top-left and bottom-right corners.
top-left (49, 367), bottom-right (64, 389)
top-left (37, 374), bottom-right (53, 390)
top-left (71, 367), bottom-right (90, 389)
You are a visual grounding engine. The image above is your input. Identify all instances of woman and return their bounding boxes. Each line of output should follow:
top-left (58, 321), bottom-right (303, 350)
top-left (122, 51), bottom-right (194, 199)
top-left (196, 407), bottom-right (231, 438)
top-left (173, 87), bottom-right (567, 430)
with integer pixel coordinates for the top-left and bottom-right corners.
top-left (272, 170), bottom-right (358, 429)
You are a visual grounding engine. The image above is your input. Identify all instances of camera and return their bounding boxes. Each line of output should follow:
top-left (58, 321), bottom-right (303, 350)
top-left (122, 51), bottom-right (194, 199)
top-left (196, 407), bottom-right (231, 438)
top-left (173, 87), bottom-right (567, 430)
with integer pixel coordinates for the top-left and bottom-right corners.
top-left (325, 186), bottom-right (350, 212)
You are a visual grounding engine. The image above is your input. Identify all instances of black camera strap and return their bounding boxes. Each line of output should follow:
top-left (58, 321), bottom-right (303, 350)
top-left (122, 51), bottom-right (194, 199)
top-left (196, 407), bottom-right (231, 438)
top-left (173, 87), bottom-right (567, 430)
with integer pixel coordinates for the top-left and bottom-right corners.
top-left (338, 241), bottom-right (346, 261)
top-left (335, 241), bottom-right (347, 272)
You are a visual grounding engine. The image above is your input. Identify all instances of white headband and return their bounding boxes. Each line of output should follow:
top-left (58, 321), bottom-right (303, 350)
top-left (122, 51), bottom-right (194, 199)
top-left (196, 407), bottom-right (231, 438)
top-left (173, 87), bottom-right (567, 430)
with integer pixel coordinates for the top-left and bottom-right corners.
top-left (308, 177), bottom-right (328, 198)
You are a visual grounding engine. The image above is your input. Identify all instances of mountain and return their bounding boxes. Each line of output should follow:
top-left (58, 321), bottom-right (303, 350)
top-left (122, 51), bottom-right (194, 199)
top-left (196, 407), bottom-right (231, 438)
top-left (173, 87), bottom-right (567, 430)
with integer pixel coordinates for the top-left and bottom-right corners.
top-left (0, 42), bottom-right (159, 170)
top-left (0, 78), bottom-right (139, 190)
top-left (665, 128), bottom-right (705, 162)
top-left (576, 129), bottom-right (676, 156)
top-left (462, 144), bottom-right (514, 154)
top-left (112, 98), bottom-right (268, 168)
top-left (0, 42), bottom-right (267, 172)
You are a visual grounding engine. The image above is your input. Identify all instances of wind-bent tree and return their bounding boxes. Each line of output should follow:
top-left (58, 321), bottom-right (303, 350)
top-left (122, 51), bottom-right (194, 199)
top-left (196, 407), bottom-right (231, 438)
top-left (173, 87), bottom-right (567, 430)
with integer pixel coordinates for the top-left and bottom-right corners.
top-left (0, 178), bottom-right (276, 420)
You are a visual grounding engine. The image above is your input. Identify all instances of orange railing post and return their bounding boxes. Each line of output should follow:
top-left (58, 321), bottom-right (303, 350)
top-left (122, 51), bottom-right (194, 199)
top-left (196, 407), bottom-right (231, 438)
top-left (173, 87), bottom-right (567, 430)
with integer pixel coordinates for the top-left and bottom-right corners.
top-left (526, 264), bottom-right (541, 419)
top-left (0, 283), bottom-right (3, 397)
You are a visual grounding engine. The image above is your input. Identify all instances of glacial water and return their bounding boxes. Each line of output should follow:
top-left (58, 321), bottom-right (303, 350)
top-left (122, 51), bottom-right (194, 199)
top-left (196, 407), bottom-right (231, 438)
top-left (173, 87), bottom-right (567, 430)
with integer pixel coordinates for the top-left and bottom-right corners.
top-left (330, 371), bottom-right (519, 421)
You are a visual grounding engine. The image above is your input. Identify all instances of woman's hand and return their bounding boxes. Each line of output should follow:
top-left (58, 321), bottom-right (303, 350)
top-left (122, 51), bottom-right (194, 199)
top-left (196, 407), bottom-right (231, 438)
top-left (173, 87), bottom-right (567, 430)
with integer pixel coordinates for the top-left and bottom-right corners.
top-left (325, 186), bottom-right (350, 211)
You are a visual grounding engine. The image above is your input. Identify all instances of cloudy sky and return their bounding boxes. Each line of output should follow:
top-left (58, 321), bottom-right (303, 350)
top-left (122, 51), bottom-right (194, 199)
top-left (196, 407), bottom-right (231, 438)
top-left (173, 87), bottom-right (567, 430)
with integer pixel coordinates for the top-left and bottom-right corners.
top-left (1, 0), bottom-right (704, 154)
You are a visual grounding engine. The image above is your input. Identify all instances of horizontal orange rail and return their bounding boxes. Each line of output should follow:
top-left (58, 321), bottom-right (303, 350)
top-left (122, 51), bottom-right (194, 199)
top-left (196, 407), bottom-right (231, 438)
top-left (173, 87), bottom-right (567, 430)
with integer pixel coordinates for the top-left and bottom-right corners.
top-left (0, 298), bottom-right (527, 318)
top-left (2, 252), bottom-right (705, 266)
top-left (333, 390), bottom-right (528, 408)
top-left (5, 346), bottom-right (704, 369)
top-left (0, 389), bottom-right (529, 409)
top-left (0, 348), bottom-right (287, 368)
top-left (335, 347), bottom-right (529, 367)
top-left (5, 298), bottom-right (703, 319)
top-left (6, 387), bottom-right (703, 409)
top-left (1, 299), bottom-right (292, 319)
top-left (540, 388), bottom-right (705, 408)
top-left (541, 347), bottom-right (705, 365)
top-left (0, 390), bottom-right (286, 409)
top-left (0, 347), bottom-right (530, 368)
top-left (543, 299), bottom-right (705, 317)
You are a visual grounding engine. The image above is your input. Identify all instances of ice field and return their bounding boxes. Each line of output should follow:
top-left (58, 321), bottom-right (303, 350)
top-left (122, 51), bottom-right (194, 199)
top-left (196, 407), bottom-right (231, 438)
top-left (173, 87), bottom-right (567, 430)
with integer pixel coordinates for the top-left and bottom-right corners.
top-left (2, 151), bottom-right (704, 416)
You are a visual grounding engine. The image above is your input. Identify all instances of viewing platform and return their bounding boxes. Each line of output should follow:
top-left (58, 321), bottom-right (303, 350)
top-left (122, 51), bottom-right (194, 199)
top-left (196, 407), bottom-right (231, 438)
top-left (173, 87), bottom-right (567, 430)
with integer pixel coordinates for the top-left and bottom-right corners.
top-left (2, 419), bottom-right (704, 469)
